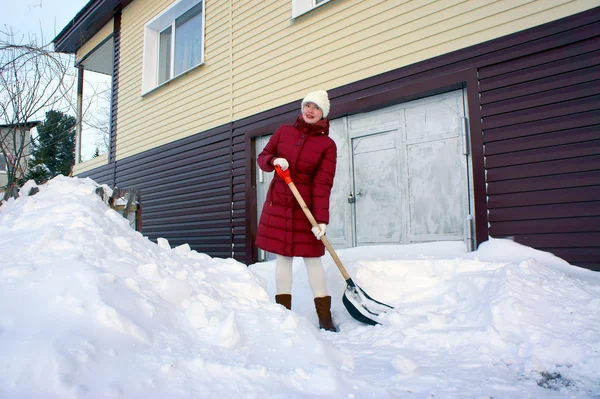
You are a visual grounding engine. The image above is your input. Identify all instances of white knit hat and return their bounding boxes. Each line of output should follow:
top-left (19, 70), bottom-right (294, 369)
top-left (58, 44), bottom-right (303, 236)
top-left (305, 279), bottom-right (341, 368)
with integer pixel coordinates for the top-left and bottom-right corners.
top-left (301, 90), bottom-right (330, 119)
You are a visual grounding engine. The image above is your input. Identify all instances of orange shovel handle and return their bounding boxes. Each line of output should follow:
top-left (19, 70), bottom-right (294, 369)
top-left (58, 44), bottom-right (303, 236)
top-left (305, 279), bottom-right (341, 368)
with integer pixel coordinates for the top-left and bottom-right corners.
top-left (274, 164), bottom-right (293, 184)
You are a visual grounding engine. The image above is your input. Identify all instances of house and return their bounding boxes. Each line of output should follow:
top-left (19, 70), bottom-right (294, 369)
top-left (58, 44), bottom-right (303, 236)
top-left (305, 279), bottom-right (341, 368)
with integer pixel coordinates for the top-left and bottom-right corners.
top-left (0, 122), bottom-right (40, 194)
top-left (53, 0), bottom-right (600, 271)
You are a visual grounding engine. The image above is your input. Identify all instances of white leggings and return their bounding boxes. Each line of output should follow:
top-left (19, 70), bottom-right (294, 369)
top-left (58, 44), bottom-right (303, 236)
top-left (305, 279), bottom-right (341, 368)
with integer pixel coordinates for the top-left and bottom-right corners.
top-left (276, 255), bottom-right (328, 298)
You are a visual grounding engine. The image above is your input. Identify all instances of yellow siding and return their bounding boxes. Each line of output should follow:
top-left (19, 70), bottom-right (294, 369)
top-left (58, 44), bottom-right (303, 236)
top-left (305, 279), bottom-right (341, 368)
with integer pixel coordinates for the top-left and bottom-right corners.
top-left (106, 0), bottom-right (599, 161)
top-left (76, 18), bottom-right (114, 63)
top-left (116, 0), bottom-right (231, 160)
top-left (231, 0), bottom-right (599, 118)
top-left (72, 153), bottom-right (109, 175)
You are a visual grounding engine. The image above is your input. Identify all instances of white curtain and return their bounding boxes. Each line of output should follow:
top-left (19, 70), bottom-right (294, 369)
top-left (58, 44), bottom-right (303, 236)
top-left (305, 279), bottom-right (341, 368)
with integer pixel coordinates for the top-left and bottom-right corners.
top-left (174, 2), bottom-right (203, 76)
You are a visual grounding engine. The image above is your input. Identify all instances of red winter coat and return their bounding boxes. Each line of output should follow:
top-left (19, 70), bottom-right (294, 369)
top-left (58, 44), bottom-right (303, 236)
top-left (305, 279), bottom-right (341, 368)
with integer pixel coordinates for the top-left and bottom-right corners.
top-left (256, 115), bottom-right (337, 258)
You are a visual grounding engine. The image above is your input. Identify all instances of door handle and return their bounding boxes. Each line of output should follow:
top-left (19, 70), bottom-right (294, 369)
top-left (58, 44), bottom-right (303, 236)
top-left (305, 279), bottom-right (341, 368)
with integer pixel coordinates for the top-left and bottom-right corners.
top-left (347, 193), bottom-right (355, 203)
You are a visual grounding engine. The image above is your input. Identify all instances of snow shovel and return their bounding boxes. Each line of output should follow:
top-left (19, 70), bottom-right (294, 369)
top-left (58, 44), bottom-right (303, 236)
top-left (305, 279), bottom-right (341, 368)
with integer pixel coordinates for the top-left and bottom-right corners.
top-left (274, 165), bottom-right (394, 325)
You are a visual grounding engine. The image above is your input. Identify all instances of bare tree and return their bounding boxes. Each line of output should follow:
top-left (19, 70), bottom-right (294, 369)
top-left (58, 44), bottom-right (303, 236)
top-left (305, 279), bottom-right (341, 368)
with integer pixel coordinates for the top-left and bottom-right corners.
top-left (0, 27), bottom-right (75, 200)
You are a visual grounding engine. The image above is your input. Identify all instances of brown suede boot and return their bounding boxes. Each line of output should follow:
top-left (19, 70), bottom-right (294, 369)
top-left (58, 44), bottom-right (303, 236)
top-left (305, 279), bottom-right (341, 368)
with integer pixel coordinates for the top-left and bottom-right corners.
top-left (314, 296), bottom-right (337, 332)
top-left (275, 294), bottom-right (292, 310)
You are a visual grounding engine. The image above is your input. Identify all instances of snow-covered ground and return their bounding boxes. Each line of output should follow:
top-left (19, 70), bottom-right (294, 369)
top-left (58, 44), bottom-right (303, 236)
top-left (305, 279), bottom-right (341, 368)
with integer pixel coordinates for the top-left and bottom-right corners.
top-left (1, 176), bottom-right (599, 398)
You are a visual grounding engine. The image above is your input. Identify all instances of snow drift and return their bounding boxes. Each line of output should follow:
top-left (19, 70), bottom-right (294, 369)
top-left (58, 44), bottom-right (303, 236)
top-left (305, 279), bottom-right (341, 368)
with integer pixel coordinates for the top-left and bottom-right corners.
top-left (0, 176), bottom-right (598, 398)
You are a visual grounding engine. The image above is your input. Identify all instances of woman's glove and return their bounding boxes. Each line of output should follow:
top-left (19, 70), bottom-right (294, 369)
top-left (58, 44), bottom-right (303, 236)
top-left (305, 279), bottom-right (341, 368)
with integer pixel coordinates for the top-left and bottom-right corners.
top-left (312, 223), bottom-right (327, 240)
top-left (272, 158), bottom-right (289, 171)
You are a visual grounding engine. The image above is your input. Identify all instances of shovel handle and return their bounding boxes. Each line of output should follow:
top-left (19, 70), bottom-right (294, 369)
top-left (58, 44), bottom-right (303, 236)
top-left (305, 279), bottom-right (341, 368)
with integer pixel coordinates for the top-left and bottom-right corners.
top-left (274, 165), bottom-right (351, 281)
top-left (275, 164), bottom-right (293, 184)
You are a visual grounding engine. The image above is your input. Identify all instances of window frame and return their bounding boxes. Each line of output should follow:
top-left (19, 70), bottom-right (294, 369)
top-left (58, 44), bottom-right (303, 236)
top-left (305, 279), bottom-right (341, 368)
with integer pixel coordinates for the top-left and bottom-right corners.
top-left (0, 153), bottom-right (6, 173)
top-left (158, 24), bottom-right (174, 86)
top-left (291, 0), bottom-right (332, 19)
top-left (142, 0), bottom-right (206, 95)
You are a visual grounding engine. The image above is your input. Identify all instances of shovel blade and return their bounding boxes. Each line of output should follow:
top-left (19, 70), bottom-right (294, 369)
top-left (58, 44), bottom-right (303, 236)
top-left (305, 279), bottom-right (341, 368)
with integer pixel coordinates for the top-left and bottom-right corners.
top-left (342, 284), bottom-right (394, 326)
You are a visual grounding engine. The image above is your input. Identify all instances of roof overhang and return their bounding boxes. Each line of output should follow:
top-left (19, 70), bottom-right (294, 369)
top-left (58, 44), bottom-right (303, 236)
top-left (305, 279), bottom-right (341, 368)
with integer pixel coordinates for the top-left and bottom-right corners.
top-left (0, 121), bottom-right (41, 129)
top-left (79, 36), bottom-right (115, 74)
top-left (53, 0), bottom-right (132, 54)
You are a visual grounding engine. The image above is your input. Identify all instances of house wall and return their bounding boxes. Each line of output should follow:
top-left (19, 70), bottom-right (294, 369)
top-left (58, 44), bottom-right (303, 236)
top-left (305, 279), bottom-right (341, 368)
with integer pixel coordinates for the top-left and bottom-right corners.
top-left (230, 0), bottom-right (594, 118)
top-left (75, 153), bottom-right (110, 174)
top-left (0, 159), bottom-right (6, 188)
top-left (0, 126), bottom-right (33, 188)
top-left (109, 0), bottom-right (598, 162)
top-left (480, 38), bottom-right (600, 269)
top-left (110, 13), bottom-right (121, 164)
top-left (78, 162), bottom-right (115, 188)
top-left (115, 124), bottom-right (235, 258)
top-left (77, 5), bottom-right (600, 270)
top-left (116, 0), bottom-right (231, 160)
top-left (0, 128), bottom-right (7, 188)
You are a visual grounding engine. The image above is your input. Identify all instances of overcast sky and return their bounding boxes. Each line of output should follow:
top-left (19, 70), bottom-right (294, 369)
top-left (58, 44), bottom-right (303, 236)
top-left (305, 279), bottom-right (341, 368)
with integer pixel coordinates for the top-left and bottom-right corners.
top-left (1, 0), bottom-right (89, 46)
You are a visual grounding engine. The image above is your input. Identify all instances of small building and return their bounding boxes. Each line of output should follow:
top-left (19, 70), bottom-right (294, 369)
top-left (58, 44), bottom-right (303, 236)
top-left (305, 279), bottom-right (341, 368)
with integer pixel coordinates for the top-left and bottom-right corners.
top-left (0, 122), bottom-right (40, 194)
top-left (53, 0), bottom-right (600, 270)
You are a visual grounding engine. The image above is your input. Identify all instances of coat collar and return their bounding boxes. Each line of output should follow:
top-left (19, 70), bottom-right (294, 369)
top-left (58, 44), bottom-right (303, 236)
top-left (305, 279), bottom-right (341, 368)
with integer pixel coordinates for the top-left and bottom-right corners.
top-left (294, 115), bottom-right (330, 136)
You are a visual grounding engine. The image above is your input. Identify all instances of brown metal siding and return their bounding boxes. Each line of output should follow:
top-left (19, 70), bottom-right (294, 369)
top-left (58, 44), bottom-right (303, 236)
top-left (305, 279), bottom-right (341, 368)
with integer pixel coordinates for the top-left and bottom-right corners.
top-left (77, 163), bottom-right (115, 187)
top-left (232, 133), bottom-right (248, 262)
top-left (114, 124), bottom-right (234, 259)
top-left (77, 7), bottom-right (600, 270)
top-left (109, 12), bottom-right (120, 165)
top-left (480, 19), bottom-right (600, 271)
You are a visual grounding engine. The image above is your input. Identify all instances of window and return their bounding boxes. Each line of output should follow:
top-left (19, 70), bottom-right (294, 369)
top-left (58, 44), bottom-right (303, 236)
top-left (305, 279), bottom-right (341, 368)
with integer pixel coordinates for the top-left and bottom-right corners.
top-left (0, 154), bottom-right (6, 173)
top-left (143, 0), bottom-right (205, 93)
top-left (173, 4), bottom-right (203, 76)
top-left (292, 0), bottom-right (332, 19)
top-left (158, 26), bottom-right (172, 84)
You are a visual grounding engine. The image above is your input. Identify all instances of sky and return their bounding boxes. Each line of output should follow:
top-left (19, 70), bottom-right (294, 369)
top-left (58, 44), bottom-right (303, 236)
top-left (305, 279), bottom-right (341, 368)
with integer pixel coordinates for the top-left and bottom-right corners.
top-left (0, 175), bottom-right (599, 398)
top-left (2, 0), bottom-right (108, 161)
top-left (1, 0), bottom-right (88, 44)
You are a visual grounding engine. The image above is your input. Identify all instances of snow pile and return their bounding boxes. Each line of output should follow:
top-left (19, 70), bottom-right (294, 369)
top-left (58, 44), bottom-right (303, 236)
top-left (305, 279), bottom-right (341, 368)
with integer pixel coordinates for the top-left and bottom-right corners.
top-left (0, 176), bottom-right (350, 398)
top-left (1, 176), bottom-right (599, 398)
top-left (353, 257), bottom-right (600, 394)
top-left (251, 242), bottom-right (600, 398)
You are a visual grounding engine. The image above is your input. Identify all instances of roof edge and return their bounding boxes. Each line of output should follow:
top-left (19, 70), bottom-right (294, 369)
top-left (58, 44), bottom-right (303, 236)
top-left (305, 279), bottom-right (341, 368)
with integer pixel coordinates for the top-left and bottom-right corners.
top-left (0, 121), bottom-right (42, 128)
top-left (53, 0), bottom-right (131, 53)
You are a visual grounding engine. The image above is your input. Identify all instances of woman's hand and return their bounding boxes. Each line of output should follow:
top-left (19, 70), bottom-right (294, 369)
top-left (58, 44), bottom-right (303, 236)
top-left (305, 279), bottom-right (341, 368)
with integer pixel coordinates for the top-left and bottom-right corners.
top-left (273, 158), bottom-right (289, 171)
top-left (312, 224), bottom-right (327, 240)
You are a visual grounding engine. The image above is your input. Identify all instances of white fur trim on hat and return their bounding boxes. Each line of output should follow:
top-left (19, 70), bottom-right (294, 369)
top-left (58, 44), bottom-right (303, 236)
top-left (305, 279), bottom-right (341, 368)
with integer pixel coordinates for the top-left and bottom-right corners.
top-left (301, 90), bottom-right (330, 119)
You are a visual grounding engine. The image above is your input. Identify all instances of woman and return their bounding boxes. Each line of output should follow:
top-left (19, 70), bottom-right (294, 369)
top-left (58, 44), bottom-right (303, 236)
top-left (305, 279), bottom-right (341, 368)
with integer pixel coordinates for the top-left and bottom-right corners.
top-left (256, 90), bottom-right (337, 332)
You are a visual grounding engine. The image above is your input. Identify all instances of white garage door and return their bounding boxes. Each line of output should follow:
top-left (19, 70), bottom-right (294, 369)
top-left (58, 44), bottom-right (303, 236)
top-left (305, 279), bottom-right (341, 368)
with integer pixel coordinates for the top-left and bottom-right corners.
top-left (255, 90), bottom-right (474, 260)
